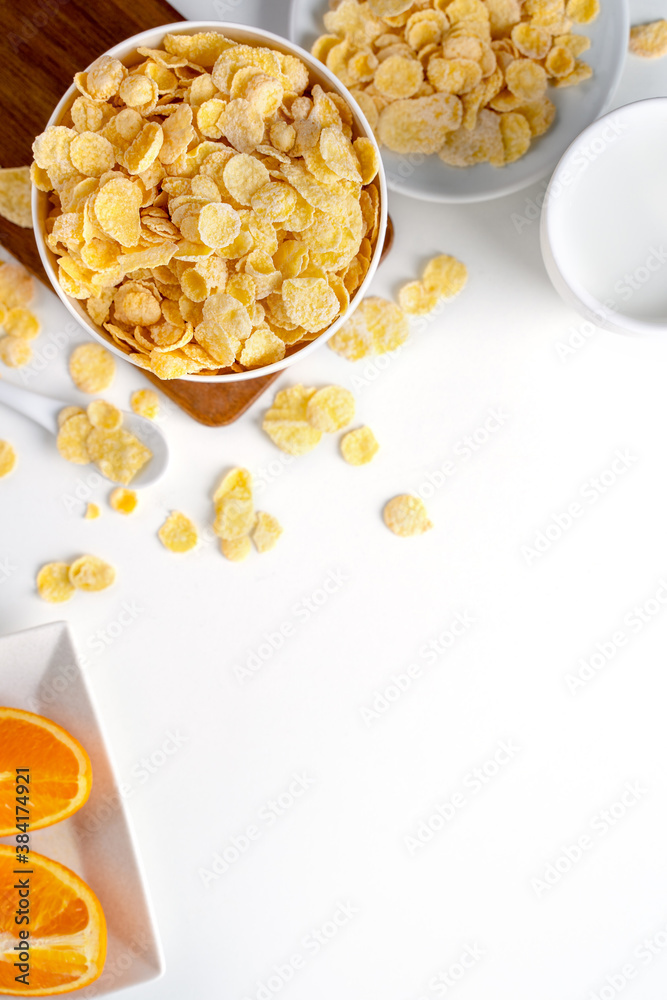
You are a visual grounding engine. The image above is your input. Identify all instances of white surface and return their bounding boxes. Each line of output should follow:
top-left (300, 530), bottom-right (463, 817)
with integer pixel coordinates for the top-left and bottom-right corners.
top-left (0, 623), bottom-right (164, 997)
top-left (290, 0), bottom-right (629, 203)
top-left (32, 21), bottom-right (387, 384)
top-left (2, 2), bottom-right (667, 999)
top-left (541, 97), bottom-right (667, 334)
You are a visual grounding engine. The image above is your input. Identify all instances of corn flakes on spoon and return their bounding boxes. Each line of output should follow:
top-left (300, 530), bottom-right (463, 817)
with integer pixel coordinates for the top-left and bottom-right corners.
top-left (0, 380), bottom-right (168, 488)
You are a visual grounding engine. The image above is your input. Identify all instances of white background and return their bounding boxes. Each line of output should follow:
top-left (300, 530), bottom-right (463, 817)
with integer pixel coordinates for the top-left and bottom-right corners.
top-left (2, 2), bottom-right (667, 998)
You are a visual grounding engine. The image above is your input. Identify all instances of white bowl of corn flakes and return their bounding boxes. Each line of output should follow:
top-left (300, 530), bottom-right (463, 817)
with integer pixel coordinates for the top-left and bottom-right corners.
top-left (31, 22), bottom-right (387, 381)
top-left (290, 0), bottom-right (629, 203)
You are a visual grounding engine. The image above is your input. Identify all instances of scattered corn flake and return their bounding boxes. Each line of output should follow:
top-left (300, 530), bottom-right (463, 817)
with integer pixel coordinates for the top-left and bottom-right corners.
top-left (0, 336), bottom-right (31, 368)
top-left (69, 554), bottom-right (116, 591)
top-left (0, 167), bottom-right (32, 228)
top-left (58, 405), bottom-right (85, 427)
top-left (131, 388), bottom-right (160, 420)
top-left (263, 384), bottom-right (323, 455)
top-left (69, 343), bottom-right (115, 393)
top-left (252, 511), bottom-right (283, 553)
top-left (629, 20), bottom-right (667, 59)
top-left (307, 385), bottom-right (356, 433)
top-left (87, 399), bottom-right (122, 431)
top-left (364, 296), bottom-right (410, 353)
top-left (383, 494), bottom-right (433, 537)
top-left (423, 254), bottom-right (468, 298)
top-left (56, 413), bottom-right (93, 465)
top-left (0, 262), bottom-right (34, 309)
top-left (221, 535), bottom-right (252, 562)
top-left (341, 425), bottom-right (379, 465)
top-left (3, 308), bottom-right (40, 340)
top-left (109, 486), bottom-right (138, 514)
top-left (158, 510), bottom-right (198, 552)
top-left (87, 425), bottom-right (152, 485)
top-left (0, 440), bottom-right (16, 477)
top-left (85, 502), bottom-right (101, 520)
top-left (213, 468), bottom-right (255, 540)
top-left (398, 280), bottom-right (439, 315)
top-left (37, 562), bottom-right (75, 603)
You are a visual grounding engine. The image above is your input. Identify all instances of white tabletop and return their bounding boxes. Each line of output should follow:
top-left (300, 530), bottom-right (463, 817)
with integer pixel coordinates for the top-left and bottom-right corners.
top-left (3, 3), bottom-right (667, 998)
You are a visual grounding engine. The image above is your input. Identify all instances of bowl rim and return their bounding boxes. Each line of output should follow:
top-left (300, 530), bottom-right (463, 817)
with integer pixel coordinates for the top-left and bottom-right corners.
top-left (540, 96), bottom-right (667, 338)
top-left (288, 0), bottom-right (630, 204)
top-left (32, 19), bottom-right (388, 382)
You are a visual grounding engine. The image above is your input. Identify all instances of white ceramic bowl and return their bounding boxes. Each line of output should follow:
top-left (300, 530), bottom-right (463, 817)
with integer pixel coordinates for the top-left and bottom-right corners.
top-left (289, 0), bottom-right (629, 203)
top-left (541, 97), bottom-right (667, 337)
top-left (32, 21), bottom-right (387, 382)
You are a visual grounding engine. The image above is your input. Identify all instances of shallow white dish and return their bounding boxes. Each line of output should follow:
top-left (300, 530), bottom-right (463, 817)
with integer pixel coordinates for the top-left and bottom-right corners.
top-left (541, 97), bottom-right (667, 336)
top-left (31, 21), bottom-right (387, 384)
top-left (289, 0), bottom-right (630, 203)
top-left (0, 621), bottom-right (164, 998)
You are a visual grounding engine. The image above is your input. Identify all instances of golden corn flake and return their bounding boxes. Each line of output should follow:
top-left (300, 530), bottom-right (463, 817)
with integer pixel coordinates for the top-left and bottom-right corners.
top-left (87, 425), bottom-right (152, 485)
top-left (213, 467), bottom-right (255, 541)
top-left (3, 308), bottom-right (40, 340)
top-left (263, 384), bottom-right (323, 455)
top-left (69, 554), bottom-right (116, 591)
top-left (0, 167), bottom-right (32, 229)
top-left (0, 440), bottom-right (16, 477)
top-left (383, 494), bottom-right (433, 537)
top-left (110, 487), bottom-right (138, 514)
top-left (69, 343), bottom-right (115, 393)
top-left (329, 296), bottom-right (408, 359)
top-left (158, 510), bottom-right (198, 552)
top-left (341, 425), bottom-right (379, 465)
top-left (398, 280), bottom-right (439, 315)
top-left (87, 399), bottom-right (122, 431)
top-left (131, 388), bottom-right (160, 420)
top-left (306, 385), bottom-right (356, 432)
top-left (221, 535), bottom-right (252, 562)
top-left (0, 262), bottom-right (34, 309)
top-left (369, 0), bottom-right (413, 15)
top-left (58, 405), bottom-right (85, 427)
top-left (423, 254), bottom-right (468, 298)
top-left (282, 277), bottom-right (340, 333)
top-left (0, 336), bottom-right (31, 368)
top-left (566, 0), bottom-right (599, 24)
top-left (85, 502), bottom-right (101, 520)
top-left (629, 21), bottom-right (667, 59)
top-left (37, 562), bottom-right (75, 603)
top-left (252, 511), bottom-right (283, 553)
top-left (499, 111), bottom-right (532, 162)
top-left (57, 413), bottom-right (93, 465)
top-left (378, 93), bottom-right (462, 153)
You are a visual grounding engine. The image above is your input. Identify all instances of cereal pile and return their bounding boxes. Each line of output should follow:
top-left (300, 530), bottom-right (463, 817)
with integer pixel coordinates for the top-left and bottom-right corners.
top-left (37, 555), bottom-right (115, 602)
top-left (57, 397), bottom-right (152, 485)
top-left (32, 31), bottom-right (382, 379)
top-left (0, 261), bottom-right (40, 369)
top-left (312, 0), bottom-right (599, 168)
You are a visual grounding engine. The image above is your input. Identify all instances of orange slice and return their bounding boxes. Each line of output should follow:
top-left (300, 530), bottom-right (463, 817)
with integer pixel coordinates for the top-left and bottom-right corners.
top-left (0, 708), bottom-right (92, 836)
top-left (0, 846), bottom-right (107, 995)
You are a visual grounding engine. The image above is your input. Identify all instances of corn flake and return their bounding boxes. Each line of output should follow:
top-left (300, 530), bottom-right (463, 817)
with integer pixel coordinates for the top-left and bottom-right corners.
top-left (0, 440), bottom-right (16, 477)
top-left (629, 21), bottom-right (667, 60)
top-left (86, 425), bottom-right (151, 484)
top-left (87, 399), bottom-right (122, 431)
top-left (3, 308), bottom-right (40, 340)
top-left (85, 502), bottom-right (101, 519)
top-left (383, 494), bottom-right (433, 536)
top-left (158, 510), bottom-right (198, 552)
top-left (110, 486), bottom-right (138, 514)
top-left (57, 413), bottom-right (93, 465)
top-left (37, 562), bottom-right (75, 603)
top-left (252, 511), bottom-right (283, 553)
top-left (0, 167), bottom-right (32, 228)
top-left (306, 385), bottom-right (356, 433)
top-left (69, 343), bottom-right (115, 393)
top-left (131, 388), bottom-right (159, 419)
top-left (221, 536), bottom-right (252, 562)
top-left (69, 554), bottom-right (116, 591)
top-left (0, 336), bottom-right (31, 368)
top-left (341, 425), bottom-right (379, 465)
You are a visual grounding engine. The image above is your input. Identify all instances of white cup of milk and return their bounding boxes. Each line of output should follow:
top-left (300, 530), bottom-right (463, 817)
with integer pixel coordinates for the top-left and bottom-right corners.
top-left (541, 98), bottom-right (667, 336)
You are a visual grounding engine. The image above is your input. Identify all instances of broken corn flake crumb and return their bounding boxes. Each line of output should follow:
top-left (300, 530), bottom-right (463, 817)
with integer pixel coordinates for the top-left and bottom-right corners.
top-left (69, 554), bottom-right (116, 591)
top-left (69, 343), bottom-right (115, 394)
top-left (252, 512), bottom-right (283, 553)
top-left (383, 494), bottom-right (433, 537)
top-left (629, 20), bottom-right (667, 59)
top-left (341, 425), bottom-right (379, 465)
top-left (0, 440), bottom-right (16, 477)
top-left (306, 385), bottom-right (356, 433)
top-left (37, 562), bottom-right (75, 603)
top-left (85, 502), bottom-right (101, 520)
top-left (110, 487), bottom-right (138, 515)
top-left (221, 535), bottom-right (252, 562)
top-left (158, 511), bottom-right (198, 552)
top-left (131, 389), bottom-right (160, 420)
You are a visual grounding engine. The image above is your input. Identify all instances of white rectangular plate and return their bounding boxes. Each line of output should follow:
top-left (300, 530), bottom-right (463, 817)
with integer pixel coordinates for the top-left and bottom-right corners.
top-left (0, 621), bottom-right (164, 997)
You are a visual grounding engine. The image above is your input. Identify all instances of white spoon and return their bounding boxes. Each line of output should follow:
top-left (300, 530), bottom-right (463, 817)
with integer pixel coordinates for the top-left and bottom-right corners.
top-left (0, 380), bottom-right (168, 488)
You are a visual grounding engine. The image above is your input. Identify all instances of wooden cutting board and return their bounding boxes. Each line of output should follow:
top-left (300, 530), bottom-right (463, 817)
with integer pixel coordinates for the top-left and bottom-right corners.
top-left (0, 1), bottom-right (392, 425)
